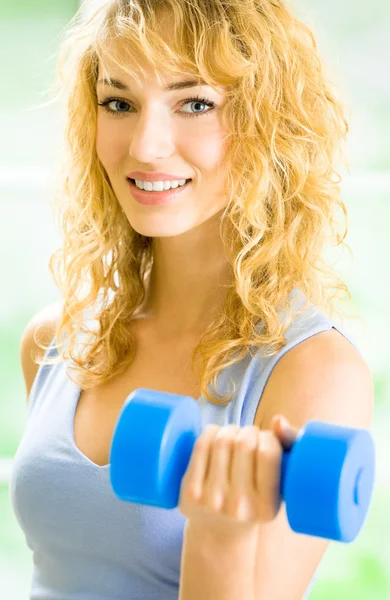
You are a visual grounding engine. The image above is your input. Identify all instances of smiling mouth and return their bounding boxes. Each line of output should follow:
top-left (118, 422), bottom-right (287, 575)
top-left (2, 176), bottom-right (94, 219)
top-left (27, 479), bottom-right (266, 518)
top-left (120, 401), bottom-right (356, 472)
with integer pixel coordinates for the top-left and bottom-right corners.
top-left (128, 178), bottom-right (192, 190)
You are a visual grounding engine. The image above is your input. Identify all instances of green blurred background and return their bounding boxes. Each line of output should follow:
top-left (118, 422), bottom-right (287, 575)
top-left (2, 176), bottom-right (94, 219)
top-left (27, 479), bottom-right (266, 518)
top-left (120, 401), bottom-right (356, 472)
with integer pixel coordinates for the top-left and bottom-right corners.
top-left (1, 0), bottom-right (389, 597)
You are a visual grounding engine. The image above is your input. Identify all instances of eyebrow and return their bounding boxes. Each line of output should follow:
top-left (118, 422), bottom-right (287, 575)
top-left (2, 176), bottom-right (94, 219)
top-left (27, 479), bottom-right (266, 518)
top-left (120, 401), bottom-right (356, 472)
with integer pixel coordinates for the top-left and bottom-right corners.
top-left (96, 77), bottom-right (206, 92)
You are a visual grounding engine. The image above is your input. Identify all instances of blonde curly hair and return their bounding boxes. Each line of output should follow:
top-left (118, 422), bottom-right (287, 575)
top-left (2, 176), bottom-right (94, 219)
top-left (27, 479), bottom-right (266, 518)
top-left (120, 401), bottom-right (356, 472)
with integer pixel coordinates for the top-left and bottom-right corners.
top-left (35, 0), bottom-right (360, 405)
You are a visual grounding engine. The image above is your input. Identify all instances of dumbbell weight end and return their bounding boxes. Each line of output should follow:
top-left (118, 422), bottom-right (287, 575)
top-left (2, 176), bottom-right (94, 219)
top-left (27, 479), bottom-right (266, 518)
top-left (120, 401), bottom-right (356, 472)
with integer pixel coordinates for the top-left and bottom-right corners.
top-left (281, 421), bottom-right (375, 542)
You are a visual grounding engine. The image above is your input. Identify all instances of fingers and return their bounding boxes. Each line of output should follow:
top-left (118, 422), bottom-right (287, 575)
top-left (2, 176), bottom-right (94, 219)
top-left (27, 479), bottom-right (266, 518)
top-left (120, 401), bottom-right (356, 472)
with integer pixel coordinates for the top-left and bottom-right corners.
top-left (204, 424), bottom-right (241, 510)
top-left (224, 426), bottom-right (260, 521)
top-left (272, 414), bottom-right (299, 450)
top-left (183, 424), bottom-right (221, 500)
top-left (183, 423), bottom-right (285, 524)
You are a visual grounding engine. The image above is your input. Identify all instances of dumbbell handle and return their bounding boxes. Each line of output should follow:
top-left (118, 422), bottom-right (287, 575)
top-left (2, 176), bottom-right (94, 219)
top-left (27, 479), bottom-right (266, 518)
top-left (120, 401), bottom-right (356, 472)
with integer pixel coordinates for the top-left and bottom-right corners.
top-left (110, 390), bottom-right (375, 543)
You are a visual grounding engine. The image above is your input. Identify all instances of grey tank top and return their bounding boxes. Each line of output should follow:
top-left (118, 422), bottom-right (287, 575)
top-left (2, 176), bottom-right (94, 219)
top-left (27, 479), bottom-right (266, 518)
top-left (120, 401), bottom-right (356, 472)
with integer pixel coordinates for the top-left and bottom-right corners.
top-left (10, 291), bottom-right (361, 599)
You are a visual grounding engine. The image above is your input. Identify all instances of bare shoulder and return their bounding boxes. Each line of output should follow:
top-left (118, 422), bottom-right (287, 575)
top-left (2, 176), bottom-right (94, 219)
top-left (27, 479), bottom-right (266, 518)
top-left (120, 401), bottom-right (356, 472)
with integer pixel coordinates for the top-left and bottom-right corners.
top-left (20, 301), bottom-right (63, 403)
top-left (255, 327), bottom-right (374, 431)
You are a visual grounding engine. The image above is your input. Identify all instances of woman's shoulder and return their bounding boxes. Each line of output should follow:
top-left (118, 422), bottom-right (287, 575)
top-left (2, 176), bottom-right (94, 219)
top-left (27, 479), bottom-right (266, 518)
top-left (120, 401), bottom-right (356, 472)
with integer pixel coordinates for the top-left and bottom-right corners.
top-left (20, 301), bottom-right (63, 403)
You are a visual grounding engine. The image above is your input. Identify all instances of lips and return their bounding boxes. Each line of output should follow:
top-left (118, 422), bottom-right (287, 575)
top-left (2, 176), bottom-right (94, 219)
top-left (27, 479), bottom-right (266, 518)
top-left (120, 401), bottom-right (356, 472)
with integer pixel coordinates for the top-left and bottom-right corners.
top-left (128, 177), bottom-right (192, 187)
top-left (128, 177), bottom-right (192, 205)
top-left (127, 171), bottom-right (192, 181)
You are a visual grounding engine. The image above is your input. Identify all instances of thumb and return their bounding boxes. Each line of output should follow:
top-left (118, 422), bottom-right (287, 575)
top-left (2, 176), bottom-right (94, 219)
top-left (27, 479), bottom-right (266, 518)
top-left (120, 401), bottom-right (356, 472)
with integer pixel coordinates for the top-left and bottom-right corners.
top-left (271, 415), bottom-right (299, 450)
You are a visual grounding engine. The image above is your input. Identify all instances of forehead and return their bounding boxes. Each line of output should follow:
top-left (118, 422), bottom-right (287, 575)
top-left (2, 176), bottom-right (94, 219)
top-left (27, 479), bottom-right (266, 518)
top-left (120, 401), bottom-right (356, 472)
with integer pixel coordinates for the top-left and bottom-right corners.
top-left (97, 61), bottom-right (225, 96)
top-left (99, 61), bottom-right (182, 88)
top-left (96, 31), bottom-right (225, 95)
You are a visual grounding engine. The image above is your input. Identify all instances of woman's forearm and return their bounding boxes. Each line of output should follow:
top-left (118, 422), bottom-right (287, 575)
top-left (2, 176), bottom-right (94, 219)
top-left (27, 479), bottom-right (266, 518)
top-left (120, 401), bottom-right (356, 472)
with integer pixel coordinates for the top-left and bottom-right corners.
top-left (179, 520), bottom-right (259, 600)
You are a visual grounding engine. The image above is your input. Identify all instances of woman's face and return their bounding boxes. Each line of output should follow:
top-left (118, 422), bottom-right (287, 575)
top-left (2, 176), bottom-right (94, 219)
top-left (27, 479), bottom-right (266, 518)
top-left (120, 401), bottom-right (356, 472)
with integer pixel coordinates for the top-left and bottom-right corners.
top-left (95, 60), bottom-right (231, 238)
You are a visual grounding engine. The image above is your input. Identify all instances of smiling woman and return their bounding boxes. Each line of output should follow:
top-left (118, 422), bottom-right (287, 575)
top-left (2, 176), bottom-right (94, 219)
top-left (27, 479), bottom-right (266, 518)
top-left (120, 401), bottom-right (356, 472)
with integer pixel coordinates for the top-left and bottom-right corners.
top-left (11, 1), bottom-right (374, 600)
top-left (38, 0), bottom-right (358, 399)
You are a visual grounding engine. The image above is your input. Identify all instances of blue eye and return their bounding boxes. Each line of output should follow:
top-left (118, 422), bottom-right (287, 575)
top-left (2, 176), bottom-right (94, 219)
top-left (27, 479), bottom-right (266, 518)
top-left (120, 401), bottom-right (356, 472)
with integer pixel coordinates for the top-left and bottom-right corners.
top-left (97, 95), bottom-right (216, 119)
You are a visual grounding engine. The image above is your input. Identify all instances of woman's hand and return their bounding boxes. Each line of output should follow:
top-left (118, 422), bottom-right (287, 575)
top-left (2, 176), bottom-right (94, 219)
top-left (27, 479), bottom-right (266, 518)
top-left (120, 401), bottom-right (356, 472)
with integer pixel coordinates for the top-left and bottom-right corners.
top-left (178, 415), bottom-right (299, 536)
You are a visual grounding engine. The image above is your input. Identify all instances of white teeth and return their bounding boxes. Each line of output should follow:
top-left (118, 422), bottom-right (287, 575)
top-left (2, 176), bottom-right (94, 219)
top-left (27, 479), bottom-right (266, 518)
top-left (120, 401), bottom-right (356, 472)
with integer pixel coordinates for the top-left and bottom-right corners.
top-left (134, 178), bottom-right (189, 191)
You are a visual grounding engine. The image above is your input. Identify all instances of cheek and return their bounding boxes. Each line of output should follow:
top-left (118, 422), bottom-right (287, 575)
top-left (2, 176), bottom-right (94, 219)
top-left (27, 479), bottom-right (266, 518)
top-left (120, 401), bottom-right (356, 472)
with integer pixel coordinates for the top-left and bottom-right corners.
top-left (95, 124), bottom-right (125, 167)
top-left (188, 131), bottom-right (225, 173)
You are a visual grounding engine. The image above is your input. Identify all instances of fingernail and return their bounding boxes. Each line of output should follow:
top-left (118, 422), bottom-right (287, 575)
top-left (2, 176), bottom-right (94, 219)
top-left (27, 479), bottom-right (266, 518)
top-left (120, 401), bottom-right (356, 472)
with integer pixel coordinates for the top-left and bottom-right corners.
top-left (280, 416), bottom-right (289, 429)
top-left (280, 417), bottom-right (297, 446)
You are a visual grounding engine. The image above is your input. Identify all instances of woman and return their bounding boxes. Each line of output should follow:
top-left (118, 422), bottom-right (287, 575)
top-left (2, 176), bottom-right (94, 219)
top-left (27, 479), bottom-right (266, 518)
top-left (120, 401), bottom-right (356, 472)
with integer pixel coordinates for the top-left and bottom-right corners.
top-left (12, 1), bottom-right (374, 599)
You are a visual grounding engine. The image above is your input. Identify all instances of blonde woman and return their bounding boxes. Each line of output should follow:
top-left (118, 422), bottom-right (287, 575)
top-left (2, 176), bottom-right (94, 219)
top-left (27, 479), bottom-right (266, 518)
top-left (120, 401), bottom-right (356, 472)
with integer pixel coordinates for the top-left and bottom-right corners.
top-left (13, 1), bottom-right (374, 599)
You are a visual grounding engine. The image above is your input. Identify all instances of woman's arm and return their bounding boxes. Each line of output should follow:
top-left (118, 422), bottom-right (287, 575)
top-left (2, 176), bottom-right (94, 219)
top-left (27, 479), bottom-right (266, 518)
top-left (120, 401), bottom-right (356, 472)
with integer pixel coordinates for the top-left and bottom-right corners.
top-left (179, 329), bottom-right (374, 600)
top-left (251, 329), bottom-right (374, 600)
top-left (179, 519), bottom-right (259, 600)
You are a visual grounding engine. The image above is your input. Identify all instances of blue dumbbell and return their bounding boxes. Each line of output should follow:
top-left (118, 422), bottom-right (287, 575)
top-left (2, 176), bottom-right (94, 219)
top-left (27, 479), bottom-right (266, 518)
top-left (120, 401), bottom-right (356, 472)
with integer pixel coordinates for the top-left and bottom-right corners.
top-left (109, 389), bottom-right (376, 543)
